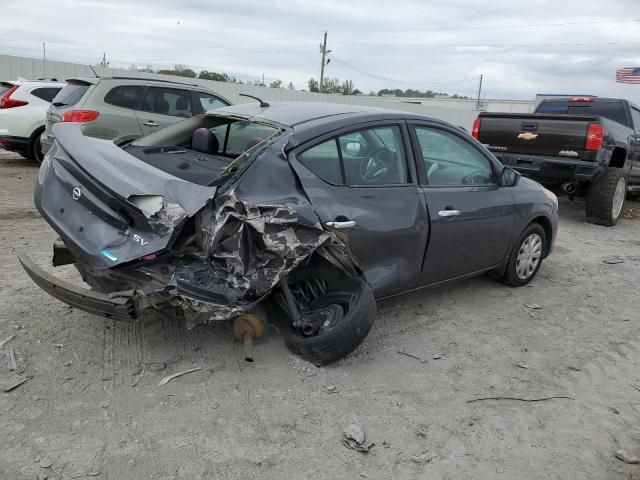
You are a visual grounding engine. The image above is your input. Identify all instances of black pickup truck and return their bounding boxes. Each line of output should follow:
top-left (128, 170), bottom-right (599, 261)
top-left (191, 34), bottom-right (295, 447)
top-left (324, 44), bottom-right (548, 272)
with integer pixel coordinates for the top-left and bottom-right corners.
top-left (474, 97), bottom-right (640, 225)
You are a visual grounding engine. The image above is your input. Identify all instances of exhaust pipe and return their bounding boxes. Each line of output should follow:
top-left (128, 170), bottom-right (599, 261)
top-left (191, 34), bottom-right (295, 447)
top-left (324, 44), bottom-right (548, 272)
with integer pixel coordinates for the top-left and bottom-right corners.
top-left (561, 182), bottom-right (577, 194)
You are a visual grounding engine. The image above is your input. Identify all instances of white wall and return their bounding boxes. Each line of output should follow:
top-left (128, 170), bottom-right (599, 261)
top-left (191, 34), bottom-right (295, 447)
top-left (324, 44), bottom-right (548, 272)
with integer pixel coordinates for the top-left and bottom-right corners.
top-left (0, 54), bottom-right (498, 130)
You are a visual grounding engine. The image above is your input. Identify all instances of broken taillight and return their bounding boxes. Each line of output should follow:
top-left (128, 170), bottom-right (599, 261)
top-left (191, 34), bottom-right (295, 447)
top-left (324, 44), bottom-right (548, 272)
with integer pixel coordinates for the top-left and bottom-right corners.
top-left (585, 123), bottom-right (605, 151)
top-left (0, 85), bottom-right (28, 109)
top-left (61, 110), bottom-right (100, 123)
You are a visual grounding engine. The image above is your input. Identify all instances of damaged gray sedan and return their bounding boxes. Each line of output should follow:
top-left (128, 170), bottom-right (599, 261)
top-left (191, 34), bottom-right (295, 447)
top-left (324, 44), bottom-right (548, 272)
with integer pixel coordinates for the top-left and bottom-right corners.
top-left (20, 100), bottom-right (558, 365)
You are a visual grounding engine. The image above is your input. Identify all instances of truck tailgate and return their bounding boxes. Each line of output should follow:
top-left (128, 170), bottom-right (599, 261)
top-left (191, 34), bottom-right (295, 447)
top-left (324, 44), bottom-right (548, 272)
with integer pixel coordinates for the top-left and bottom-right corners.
top-left (478, 113), bottom-right (596, 158)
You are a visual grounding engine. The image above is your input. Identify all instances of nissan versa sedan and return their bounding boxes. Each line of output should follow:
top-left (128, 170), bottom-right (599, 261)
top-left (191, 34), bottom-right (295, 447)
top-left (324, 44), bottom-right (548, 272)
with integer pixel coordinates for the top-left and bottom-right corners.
top-left (20, 101), bottom-right (558, 365)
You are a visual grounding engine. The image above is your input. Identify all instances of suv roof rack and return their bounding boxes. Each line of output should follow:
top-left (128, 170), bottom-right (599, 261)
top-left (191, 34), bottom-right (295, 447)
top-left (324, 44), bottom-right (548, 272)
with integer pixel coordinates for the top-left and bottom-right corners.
top-left (106, 76), bottom-right (200, 87)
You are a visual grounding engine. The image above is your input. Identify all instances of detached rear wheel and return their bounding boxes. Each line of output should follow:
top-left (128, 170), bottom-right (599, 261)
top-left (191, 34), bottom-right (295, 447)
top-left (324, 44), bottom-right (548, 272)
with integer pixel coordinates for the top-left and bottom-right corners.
top-left (586, 168), bottom-right (626, 226)
top-left (280, 277), bottom-right (376, 366)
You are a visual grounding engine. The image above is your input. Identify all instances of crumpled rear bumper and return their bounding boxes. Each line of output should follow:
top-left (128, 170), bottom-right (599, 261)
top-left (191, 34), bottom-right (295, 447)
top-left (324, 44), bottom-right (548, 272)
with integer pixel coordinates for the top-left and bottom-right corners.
top-left (18, 253), bottom-right (136, 321)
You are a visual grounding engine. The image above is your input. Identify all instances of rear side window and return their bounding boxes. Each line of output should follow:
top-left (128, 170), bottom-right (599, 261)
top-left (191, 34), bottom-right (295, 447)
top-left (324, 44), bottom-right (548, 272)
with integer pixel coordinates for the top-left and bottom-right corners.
top-left (104, 85), bottom-right (144, 109)
top-left (0, 84), bottom-right (11, 96)
top-left (197, 92), bottom-right (229, 112)
top-left (140, 87), bottom-right (194, 117)
top-left (52, 83), bottom-right (90, 107)
top-left (31, 87), bottom-right (62, 102)
top-left (537, 100), bottom-right (629, 126)
top-left (299, 140), bottom-right (343, 185)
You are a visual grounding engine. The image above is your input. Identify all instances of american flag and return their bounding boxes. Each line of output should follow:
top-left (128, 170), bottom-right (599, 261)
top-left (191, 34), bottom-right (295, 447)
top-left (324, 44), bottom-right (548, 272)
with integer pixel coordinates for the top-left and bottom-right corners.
top-left (616, 67), bottom-right (640, 84)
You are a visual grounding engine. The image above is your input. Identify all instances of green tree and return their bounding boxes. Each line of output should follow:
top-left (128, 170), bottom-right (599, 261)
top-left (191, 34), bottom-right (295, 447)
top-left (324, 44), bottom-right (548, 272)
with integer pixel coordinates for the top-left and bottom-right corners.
top-left (308, 78), bottom-right (319, 92)
top-left (269, 79), bottom-right (282, 88)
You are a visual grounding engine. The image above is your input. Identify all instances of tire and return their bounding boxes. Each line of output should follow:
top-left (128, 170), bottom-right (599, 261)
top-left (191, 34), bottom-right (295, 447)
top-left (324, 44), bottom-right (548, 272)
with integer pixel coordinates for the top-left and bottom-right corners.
top-left (501, 223), bottom-right (546, 287)
top-left (281, 277), bottom-right (376, 366)
top-left (585, 168), bottom-right (626, 226)
top-left (27, 127), bottom-right (45, 164)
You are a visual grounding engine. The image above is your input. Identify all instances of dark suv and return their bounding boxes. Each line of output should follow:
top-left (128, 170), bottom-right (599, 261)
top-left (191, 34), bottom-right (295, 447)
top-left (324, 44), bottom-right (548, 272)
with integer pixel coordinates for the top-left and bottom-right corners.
top-left (41, 76), bottom-right (231, 154)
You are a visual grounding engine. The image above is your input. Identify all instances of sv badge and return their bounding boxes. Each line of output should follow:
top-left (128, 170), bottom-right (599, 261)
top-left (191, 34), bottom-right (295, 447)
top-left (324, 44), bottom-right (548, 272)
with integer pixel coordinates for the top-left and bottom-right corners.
top-left (132, 234), bottom-right (149, 246)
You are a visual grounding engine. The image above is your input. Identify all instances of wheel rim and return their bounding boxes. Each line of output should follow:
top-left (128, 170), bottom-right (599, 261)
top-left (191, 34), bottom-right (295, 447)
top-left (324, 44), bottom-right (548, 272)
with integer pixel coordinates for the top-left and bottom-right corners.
top-left (288, 280), bottom-right (355, 338)
top-left (612, 176), bottom-right (626, 219)
top-left (516, 233), bottom-right (543, 280)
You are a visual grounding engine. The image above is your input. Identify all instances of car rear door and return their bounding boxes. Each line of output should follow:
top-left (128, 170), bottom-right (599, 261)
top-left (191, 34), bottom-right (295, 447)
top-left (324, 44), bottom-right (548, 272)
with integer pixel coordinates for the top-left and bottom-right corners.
top-left (408, 121), bottom-right (515, 286)
top-left (136, 86), bottom-right (196, 136)
top-left (289, 121), bottom-right (429, 298)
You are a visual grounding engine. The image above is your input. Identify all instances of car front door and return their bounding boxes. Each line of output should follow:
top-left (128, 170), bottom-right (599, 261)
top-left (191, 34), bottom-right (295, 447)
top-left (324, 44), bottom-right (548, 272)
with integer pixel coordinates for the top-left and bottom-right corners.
top-left (408, 122), bottom-right (515, 286)
top-left (290, 122), bottom-right (429, 298)
top-left (136, 86), bottom-right (196, 136)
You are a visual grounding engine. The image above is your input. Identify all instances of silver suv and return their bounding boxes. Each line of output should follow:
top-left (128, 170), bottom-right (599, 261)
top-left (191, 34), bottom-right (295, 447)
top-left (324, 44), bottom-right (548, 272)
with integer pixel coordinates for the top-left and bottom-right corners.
top-left (41, 76), bottom-right (231, 153)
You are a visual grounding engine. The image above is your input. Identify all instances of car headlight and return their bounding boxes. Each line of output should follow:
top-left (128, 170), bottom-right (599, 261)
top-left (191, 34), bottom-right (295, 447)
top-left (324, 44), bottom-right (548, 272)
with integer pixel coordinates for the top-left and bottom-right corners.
top-left (543, 187), bottom-right (558, 207)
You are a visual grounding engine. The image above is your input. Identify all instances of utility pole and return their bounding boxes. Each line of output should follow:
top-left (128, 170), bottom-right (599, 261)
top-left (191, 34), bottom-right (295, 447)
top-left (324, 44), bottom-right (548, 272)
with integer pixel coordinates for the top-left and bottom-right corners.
top-left (476, 74), bottom-right (484, 110)
top-left (42, 42), bottom-right (46, 77)
top-left (319, 31), bottom-right (329, 93)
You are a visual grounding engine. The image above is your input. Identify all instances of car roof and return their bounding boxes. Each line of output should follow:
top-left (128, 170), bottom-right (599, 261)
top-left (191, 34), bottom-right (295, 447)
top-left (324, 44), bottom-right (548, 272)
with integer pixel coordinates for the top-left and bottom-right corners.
top-left (212, 101), bottom-right (434, 128)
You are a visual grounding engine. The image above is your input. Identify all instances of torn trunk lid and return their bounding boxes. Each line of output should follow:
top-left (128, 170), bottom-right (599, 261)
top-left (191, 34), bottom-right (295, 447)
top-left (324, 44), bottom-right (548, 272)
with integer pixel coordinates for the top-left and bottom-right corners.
top-left (36, 124), bottom-right (218, 269)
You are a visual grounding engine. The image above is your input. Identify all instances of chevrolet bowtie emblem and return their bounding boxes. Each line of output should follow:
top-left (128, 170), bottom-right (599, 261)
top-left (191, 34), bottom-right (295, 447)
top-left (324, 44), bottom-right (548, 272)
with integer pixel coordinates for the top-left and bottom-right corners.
top-left (518, 132), bottom-right (538, 140)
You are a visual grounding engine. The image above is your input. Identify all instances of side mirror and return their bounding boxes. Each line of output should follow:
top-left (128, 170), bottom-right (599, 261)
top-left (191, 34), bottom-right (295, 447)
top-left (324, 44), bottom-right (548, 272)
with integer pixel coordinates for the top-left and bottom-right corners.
top-left (345, 142), bottom-right (362, 156)
top-left (500, 166), bottom-right (520, 187)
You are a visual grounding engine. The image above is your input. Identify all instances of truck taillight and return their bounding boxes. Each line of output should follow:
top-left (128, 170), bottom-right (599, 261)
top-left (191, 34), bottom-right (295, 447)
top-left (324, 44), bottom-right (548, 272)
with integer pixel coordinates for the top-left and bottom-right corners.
top-left (61, 110), bottom-right (99, 123)
top-left (471, 117), bottom-right (481, 139)
top-left (0, 85), bottom-right (28, 109)
top-left (585, 123), bottom-right (605, 151)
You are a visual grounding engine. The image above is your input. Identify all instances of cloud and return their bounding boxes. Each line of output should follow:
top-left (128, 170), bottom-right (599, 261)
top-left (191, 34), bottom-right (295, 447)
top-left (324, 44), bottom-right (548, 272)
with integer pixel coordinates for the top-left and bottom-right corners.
top-left (1, 0), bottom-right (640, 100)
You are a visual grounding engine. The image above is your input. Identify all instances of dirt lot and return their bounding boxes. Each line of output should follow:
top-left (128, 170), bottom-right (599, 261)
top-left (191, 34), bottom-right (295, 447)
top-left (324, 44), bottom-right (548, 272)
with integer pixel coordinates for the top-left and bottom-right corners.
top-left (1, 150), bottom-right (640, 480)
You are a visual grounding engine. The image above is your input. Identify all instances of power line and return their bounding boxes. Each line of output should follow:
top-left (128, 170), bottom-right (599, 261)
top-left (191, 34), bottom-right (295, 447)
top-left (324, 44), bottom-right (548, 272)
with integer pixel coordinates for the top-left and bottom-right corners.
top-left (326, 18), bottom-right (640, 33)
top-left (329, 41), bottom-right (640, 48)
top-left (328, 54), bottom-right (480, 87)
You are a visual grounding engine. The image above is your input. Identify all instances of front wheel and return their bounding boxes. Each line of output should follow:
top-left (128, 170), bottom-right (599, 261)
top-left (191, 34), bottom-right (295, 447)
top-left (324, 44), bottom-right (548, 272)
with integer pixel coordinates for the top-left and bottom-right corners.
top-left (280, 277), bottom-right (376, 366)
top-left (501, 223), bottom-right (546, 287)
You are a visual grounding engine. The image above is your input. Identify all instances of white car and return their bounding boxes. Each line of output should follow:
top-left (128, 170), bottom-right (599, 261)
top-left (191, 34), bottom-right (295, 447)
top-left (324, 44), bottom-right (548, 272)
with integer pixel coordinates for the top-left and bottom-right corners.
top-left (0, 79), bottom-right (63, 162)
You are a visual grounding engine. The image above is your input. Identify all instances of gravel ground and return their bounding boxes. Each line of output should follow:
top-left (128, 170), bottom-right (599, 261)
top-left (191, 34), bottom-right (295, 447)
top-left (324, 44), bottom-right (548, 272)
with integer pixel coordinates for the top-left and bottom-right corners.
top-left (1, 150), bottom-right (640, 480)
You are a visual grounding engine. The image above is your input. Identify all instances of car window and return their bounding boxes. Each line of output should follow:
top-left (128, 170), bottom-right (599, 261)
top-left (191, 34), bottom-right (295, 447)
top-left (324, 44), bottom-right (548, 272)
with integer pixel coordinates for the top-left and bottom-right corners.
top-left (210, 121), bottom-right (279, 157)
top-left (298, 126), bottom-right (409, 186)
top-left (299, 139), bottom-right (343, 185)
top-left (536, 100), bottom-right (629, 126)
top-left (197, 92), bottom-right (228, 112)
top-left (340, 126), bottom-right (408, 185)
top-left (52, 83), bottom-right (90, 107)
top-left (414, 127), bottom-right (495, 186)
top-left (631, 108), bottom-right (640, 132)
top-left (31, 87), bottom-right (61, 103)
top-left (104, 85), bottom-right (144, 109)
top-left (140, 87), bottom-right (194, 117)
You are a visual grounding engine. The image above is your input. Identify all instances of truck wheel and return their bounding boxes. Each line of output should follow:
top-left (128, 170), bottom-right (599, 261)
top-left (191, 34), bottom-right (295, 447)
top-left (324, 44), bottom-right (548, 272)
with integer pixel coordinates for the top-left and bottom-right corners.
top-left (501, 223), bottom-right (546, 287)
top-left (585, 168), bottom-right (626, 226)
top-left (280, 277), bottom-right (376, 366)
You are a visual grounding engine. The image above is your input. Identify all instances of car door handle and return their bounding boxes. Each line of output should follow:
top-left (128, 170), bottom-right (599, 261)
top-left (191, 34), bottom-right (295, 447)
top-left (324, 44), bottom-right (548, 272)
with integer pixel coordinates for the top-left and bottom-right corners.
top-left (143, 120), bottom-right (159, 127)
top-left (438, 209), bottom-right (460, 217)
top-left (326, 220), bottom-right (357, 229)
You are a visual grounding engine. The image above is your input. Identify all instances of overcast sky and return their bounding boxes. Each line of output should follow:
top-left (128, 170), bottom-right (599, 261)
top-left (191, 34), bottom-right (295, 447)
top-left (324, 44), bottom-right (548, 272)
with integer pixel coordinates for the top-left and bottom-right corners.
top-left (2, 0), bottom-right (640, 100)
